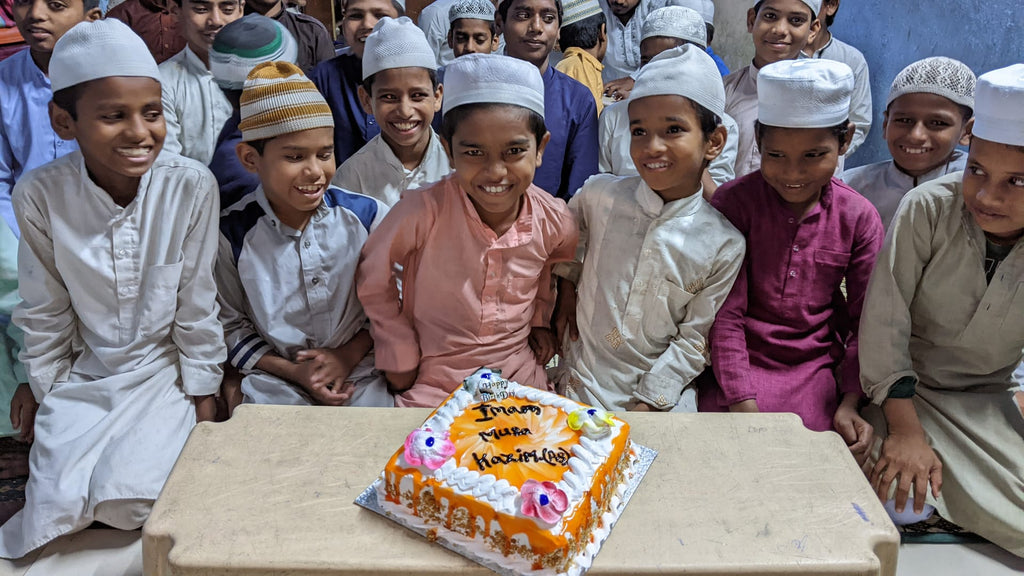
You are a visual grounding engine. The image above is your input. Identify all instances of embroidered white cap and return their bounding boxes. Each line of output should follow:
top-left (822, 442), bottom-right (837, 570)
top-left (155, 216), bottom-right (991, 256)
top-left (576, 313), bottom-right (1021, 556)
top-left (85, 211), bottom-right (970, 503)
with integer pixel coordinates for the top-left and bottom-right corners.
top-left (886, 56), bottom-right (976, 111)
top-left (758, 59), bottom-right (854, 128)
top-left (629, 43), bottom-right (724, 117)
top-left (972, 64), bottom-right (1024, 147)
top-left (641, 6), bottom-right (707, 49)
top-left (362, 16), bottom-right (437, 80)
top-left (448, 0), bottom-right (495, 22)
top-left (50, 19), bottom-right (161, 93)
top-left (667, 0), bottom-right (714, 25)
top-left (442, 53), bottom-right (545, 117)
top-left (561, 0), bottom-right (602, 27)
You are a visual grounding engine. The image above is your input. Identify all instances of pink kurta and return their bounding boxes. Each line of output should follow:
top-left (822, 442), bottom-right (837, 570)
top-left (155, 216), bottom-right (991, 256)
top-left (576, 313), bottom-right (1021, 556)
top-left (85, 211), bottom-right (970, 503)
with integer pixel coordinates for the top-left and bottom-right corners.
top-left (357, 175), bottom-right (578, 407)
top-left (703, 171), bottom-right (883, 431)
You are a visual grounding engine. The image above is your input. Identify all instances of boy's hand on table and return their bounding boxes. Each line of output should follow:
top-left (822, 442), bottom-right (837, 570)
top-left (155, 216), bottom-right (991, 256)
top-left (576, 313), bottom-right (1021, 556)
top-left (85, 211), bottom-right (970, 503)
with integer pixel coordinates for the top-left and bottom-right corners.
top-left (296, 348), bottom-right (360, 406)
top-left (728, 399), bottom-right (759, 413)
top-left (385, 369), bottom-right (418, 394)
top-left (194, 394), bottom-right (218, 423)
top-left (870, 430), bottom-right (942, 515)
top-left (10, 383), bottom-right (38, 443)
top-left (834, 395), bottom-right (874, 466)
top-left (529, 327), bottom-right (557, 365)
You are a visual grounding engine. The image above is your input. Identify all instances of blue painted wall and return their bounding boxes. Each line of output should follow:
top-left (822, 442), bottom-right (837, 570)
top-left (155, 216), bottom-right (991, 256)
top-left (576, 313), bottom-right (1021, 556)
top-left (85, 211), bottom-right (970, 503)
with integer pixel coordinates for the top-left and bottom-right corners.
top-left (831, 0), bottom-right (1024, 168)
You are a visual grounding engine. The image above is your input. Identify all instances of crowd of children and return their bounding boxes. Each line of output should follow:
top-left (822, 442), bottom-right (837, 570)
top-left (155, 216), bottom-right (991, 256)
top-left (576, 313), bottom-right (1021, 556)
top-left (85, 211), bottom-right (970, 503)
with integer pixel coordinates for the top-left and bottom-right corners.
top-left (0, 0), bottom-right (1020, 562)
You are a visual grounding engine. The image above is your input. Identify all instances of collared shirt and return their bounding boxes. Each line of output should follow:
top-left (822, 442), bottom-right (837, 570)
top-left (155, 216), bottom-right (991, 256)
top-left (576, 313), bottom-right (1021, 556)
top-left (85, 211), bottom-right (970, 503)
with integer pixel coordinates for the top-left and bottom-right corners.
top-left (555, 47), bottom-right (605, 115)
top-left (706, 171), bottom-right (883, 431)
top-left (12, 150), bottom-right (225, 400)
top-left (598, 98), bottom-right (738, 186)
top-left (723, 64), bottom-right (761, 178)
top-left (536, 65), bottom-right (599, 200)
top-left (208, 108), bottom-right (260, 208)
top-left (599, 0), bottom-right (665, 82)
top-left (0, 217), bottom-right (26, 437)
top-left (843, 150), bottom-right (966, 231)
top-left (556, 174), bottom-right (744, 411)
top-left (159, 46), bottom-right (234, 165)
top-left (311, 52), bottom-right (381, 167)
top-left (106, 0), bottom-right (186, 64)
top-left (272, 7), bottom-right (336, 75)
top-left (806, 35), bottom-right (871, 156)
top-left (0, 49), bottom-right (78, 237)
top-left (356, 175), bottom-right (578, 408)
top-left (417, 0), bottom-right (458, 67)
top-left (332, 130), bottom-right (451, 206)
top-left (217, 185), bottom-right (387, 371)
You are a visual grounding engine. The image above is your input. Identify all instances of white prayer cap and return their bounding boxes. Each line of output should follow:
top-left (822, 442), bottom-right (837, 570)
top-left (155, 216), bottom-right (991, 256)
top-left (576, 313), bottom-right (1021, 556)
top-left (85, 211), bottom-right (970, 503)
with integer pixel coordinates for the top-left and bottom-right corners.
top-left (641, 6), bottom-right (706, 49)
top-left (758, 59), bottom-right (853, 128)
top-left (753, 0), bottom-right (820, 18)
top-left (50, 19), bottom-right (160, 93)
top-left (448, 0), bottom-right (495, 23)
top-left (629, 44), bottom-right (724, 117)
top-left (442, 53), bottom-right (544, 117)
top-left (886, 57), bottom-right (976, 111)
top-left (362, 17), bottom-right (437, 80)
top-left (561, 0), bottom-right (602, 28)
top-left (666, 0), bottom-right (713, 25)
top-left (972, 64), bottom-right (1024, 147)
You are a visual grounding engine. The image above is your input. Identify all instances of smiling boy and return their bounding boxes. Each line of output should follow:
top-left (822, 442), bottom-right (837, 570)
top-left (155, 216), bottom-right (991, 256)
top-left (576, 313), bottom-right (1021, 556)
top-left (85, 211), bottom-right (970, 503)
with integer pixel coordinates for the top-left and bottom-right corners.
top-left (447, 0), bottom-right (498, 58)
top-left (332, 17), bottom-right (449, 206)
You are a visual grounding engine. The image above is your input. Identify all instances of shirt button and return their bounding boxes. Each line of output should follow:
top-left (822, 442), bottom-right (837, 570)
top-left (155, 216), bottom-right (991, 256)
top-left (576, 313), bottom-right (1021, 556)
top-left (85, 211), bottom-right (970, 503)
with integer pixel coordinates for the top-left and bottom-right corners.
top-left (788, 218), bottom-right (795, 224)
top-left (304, 240), bottom-right (311, 248)
top-left (789, 270), bottom-right (797, 277)
top-left (118, 249), bottom-right (128, 258)
top-left (792, 245), bottom-right (799, 252)
top-left (119, 287), bottom-right (129, 296)
top-left (311, 277), bottom-right (320, 285)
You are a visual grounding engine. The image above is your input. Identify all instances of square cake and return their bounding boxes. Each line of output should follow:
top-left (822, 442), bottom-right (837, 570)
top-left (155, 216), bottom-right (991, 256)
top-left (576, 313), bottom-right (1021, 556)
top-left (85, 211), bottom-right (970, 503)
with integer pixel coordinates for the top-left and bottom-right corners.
top-left (375, 368), bottom-right (637, 575)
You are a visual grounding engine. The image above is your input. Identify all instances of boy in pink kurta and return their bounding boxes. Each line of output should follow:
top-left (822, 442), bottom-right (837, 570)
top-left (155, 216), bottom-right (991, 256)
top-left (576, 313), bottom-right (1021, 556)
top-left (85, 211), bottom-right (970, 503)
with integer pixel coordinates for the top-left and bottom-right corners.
top-left (702, 60), bottom-right (882, 461)
top-left (357, 54), bottom-right (578, 408)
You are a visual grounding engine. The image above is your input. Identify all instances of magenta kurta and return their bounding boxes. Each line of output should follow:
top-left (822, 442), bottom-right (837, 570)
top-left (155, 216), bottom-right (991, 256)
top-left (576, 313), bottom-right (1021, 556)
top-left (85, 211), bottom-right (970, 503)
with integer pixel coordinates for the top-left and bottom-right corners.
top-left (702, 171), bottom-right (883, 431)
top-left (357, 175), bottom-right (578, 408)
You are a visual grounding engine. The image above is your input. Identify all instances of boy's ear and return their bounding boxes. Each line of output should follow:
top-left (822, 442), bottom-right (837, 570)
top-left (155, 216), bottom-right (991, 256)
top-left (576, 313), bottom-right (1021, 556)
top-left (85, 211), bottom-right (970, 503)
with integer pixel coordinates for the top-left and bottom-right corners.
top-left (441, 136), bottom-right (455, 167)
top-left (85, 7), bottom-right (102, 20)
top-left (433, 84), bottom-right (444, 113)
top-left (959, 117), bottom-right (974, 147)
top-left (490, 33), bottom-right (500, 52)
top-left (446, 28), bottom-right (455, 50)
top-left (599, 22), bottom-right (607, 41)
top-left (48, 101), bottom-right (76, 141)
top-left (703, 124), bottom-right (728, 163)
top-left (535, 131), bottom-right (551, 165)
top-left (823, 0), bottom-right (839, 18)
top-left (746, 7), bottom-right (756, 33)
top-left (806, 17), bottom-right (820, 45)
top-left (837, 121), bottom-right (855, 156)
top-left (235, 142), bottom-right (262, 174)
top-left (356, 84), bottom-right (374, 116)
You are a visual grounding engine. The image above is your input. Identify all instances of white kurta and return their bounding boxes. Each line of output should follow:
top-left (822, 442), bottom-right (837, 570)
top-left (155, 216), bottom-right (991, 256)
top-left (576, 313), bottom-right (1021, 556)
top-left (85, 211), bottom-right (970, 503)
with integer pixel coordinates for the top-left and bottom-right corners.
top-left (159, 47), bottom-right (234, 165)
top-left (418, 0), bottom-right (459, 67)
top-left (598, 99), bottom-right (738, 186)
top-left (859, 172), bottom-right (1024, 557)
top-left (843, 150), bottom-right (966, 231)
top-left (723, 64), bottom-right (761, 178)
top-left (599, 0), bottom-right (666, 83)
top-left (555, 174), bottom-right (745, 411)
top-left (331, 131), bottom-right (451, 207)
top-left (0, 151), bottom-right (225, 558)
top-left (806, 35), bottom-right (872, 156)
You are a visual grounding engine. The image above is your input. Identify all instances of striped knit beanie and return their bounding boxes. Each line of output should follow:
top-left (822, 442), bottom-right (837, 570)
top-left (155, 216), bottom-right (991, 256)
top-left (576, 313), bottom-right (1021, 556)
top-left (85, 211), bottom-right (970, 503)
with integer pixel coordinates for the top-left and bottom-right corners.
top-left (210, 15), bottom-right (299, 91)
top-left (239, 61), bottom-right (334, 142)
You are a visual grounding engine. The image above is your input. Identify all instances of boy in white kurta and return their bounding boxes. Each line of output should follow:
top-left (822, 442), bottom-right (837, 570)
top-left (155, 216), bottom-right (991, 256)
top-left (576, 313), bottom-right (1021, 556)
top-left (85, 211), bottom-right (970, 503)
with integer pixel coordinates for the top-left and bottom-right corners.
top-left (217, 61), bottom-right (392, 408)
top-left (556, 45), bottom-right (744, 412)
top-left (0, 19), bottom-right (225, 558)
top-left (859, 65), bottom-right (1024, 558)
top-left (331, 17), bottom-right (450, 207)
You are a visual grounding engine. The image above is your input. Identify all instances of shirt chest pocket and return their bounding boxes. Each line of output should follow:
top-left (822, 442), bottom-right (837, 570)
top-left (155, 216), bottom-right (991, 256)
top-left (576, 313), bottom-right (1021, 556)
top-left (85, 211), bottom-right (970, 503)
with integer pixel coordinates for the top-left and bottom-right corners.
top-left (641, 279), bottom-right (695, 344)
top-left (812, 249), bottom-right (850, 298)
top-left (139, 259), bottom-right (184, 338)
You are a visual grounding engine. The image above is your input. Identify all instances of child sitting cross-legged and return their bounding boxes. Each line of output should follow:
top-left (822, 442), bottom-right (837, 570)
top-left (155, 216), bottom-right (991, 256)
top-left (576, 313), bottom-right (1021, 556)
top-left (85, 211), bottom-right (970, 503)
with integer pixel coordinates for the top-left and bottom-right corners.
top-left (357, 53), bottom-right (578, 408)
top-left (332, 17), bottom-right (451, 207)
top-left (217, 61), bottom-right (393, 408)
top-left (555, 45), bottom-right (745, 412)
top-left (704, 60), bottom-right (883, 463)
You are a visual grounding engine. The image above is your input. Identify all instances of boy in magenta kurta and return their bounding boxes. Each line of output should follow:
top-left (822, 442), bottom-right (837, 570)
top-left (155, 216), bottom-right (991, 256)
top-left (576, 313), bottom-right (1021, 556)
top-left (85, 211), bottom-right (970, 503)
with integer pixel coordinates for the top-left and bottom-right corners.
top-left (357, 53), bottom-right (578, 408)
top-left (703, 59), bottom-right (882, 461)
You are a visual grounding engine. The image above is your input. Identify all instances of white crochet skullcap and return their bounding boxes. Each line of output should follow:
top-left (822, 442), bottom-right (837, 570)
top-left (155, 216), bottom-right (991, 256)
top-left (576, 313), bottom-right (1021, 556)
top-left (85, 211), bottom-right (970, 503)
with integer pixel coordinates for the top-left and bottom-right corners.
top-left (972, 64), bottom-right (1024, 147)
top-left (50, 19), bottom-right (161, 93)
top-left (642, 6), bottom-right (707, 48)
top-left (362, 17), bottom-right (437, 80)
top-left (886, 57), bottom-right (976, 111)
top-left (442, 53), bottom-right (544, 117)
top-left (758, 59), bottom-right (853, 128)
top-left (753, 0), bottom-right (820, 18)
top-left (448, 0), bottom-right (495, 22)
top-left (630, 44), bottom-right (724, 117)
top-left (561, 0), bottom-right (602, 27)
top-left (666, 0), bottom-right (713, 25)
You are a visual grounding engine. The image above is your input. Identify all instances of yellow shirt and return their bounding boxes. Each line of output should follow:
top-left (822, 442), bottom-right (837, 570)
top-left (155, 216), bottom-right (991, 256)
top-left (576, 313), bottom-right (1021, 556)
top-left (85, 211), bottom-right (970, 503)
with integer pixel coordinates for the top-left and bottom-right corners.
top-left (556, 47), bottom-right (605, 115)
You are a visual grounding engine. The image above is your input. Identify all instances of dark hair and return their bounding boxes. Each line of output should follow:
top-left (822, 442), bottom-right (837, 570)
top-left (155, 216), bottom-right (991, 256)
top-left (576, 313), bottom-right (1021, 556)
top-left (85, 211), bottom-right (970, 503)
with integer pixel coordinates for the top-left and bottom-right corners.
top-left (558, 12), bottom-right (605, 50)
top-left (450, 17), bottom-right (499, 37)
top-left (244, 138), bottom-right (270, 154)
top-left (693, 100), bottom-right (722, 141)
top-left (497, 0), bottom-right (562, 26)
top-left (83, 0), bottom-right (101, 10)
top-left (340, 0), bottom-right (405, 16)
top-left (967, 138), bottom-right (1024, 156)
top-left (823, 0), bottom-right (836, 27)
top-left (440, 103), bottom-right (547, 147)
top-left (752, 0), bottom-right (816, 20)
top-left (705, 22), bottom-right (714, 45)
top-left (51, 85), bottom-right (81, 120)
top-left (362, 68), bottom-right (440, 94)
top-left (755, 118), bottom-right (851, 145)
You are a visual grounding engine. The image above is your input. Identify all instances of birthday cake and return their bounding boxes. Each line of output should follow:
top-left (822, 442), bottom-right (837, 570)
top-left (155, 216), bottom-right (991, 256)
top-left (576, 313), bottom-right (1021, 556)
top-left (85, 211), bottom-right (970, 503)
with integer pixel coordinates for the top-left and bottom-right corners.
top-left (375, 368), bottom-right (637, 575)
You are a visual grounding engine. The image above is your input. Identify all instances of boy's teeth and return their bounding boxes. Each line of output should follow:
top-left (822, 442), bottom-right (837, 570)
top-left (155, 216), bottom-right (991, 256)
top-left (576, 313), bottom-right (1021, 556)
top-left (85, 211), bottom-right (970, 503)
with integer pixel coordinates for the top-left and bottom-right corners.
top-left (483, 185), bottom-right (508, 194)
top-left (392, 122), bottom-right (418, 131)
top-left (117, 147), bottom-right (151, 157)
top-left (296, 185), bottom-right (321, 192)
top-left (644, 162), bottom-right (669, 169)
top-left (902, 147), bottom-right (929, 154)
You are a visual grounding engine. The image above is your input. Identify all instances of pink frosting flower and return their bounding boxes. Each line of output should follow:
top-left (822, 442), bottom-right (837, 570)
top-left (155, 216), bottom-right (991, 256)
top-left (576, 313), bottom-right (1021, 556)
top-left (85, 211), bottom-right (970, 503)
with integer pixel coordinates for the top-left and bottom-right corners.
top-left (520, 480), bottom-right (568, 524)
top-left (403, 428), bottom-right (456, 470)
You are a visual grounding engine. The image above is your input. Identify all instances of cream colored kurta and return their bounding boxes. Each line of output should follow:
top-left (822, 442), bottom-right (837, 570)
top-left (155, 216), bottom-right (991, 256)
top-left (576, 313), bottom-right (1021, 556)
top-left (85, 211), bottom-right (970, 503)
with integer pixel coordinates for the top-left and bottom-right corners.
top-left (0, 151), bottom-right (225, 558)
top-left (556, 174), bottom-right (745, 411)
top-left (859, 172), bottom-right (1024, 557)
top-left (159, 46), bottom-right (234, 165)
top-left (331, 131), bottom-right (451, 207)
top-left (598, 99), bottom-right (738, 187)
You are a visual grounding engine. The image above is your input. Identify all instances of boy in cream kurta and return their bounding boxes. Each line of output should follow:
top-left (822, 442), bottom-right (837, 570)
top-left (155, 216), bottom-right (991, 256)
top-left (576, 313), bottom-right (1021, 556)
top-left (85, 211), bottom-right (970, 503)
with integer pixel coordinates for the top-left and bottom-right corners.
top-left (859, 65), bottom-right (1024, 558)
